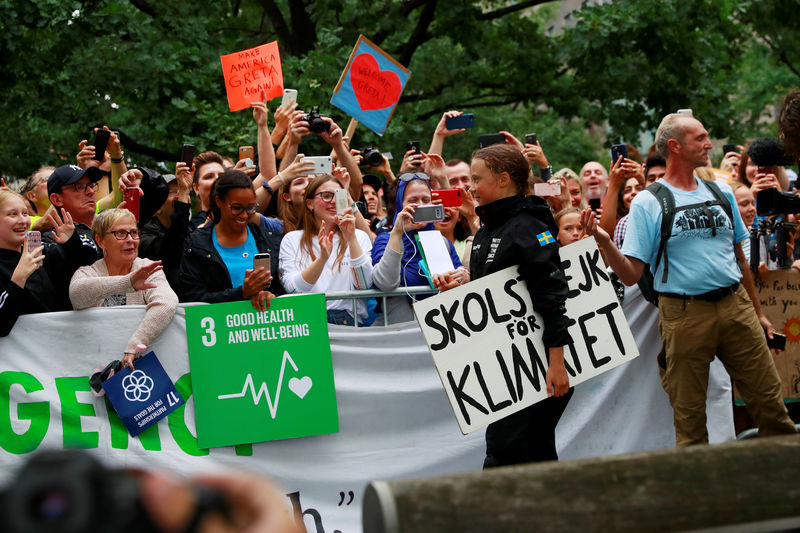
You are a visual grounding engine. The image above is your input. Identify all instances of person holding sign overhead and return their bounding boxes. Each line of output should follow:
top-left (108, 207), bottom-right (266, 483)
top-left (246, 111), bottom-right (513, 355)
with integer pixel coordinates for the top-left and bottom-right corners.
top-left (179, 170), bottom-right (284, 311)
top-left (440, 144), bottom-right (574, 468)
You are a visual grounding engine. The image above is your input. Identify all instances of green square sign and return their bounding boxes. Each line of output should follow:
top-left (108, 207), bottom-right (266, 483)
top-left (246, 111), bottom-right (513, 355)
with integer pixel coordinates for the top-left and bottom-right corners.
top-left (185, 294), bottom-right (338, 448)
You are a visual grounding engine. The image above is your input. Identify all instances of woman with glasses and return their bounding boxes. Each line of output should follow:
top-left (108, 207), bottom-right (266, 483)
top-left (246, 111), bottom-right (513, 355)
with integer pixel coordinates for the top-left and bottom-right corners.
top-left (0, 189), bottom-right (97, 336)
top-left (69, 208), bottom-right (178, 369)
top-left (279, 174), bottom-right (373, 325)
top-left (371, 172), bottom-right (466, 324)
top-left (179, 169), bottom-right (284, 310)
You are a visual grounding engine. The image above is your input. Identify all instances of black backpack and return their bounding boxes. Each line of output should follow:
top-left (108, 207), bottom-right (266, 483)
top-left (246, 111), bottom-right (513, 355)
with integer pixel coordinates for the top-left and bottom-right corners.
top-left (637, 179), bottom-right (734, 306)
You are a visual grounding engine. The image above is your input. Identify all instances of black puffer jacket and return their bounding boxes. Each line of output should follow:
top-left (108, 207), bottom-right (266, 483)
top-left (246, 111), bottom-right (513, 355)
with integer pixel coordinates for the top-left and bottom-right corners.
top-left (0, 230), bottom-right (98, 335)
top-left (178, 222), bottom-right (284, 303)
top-left (470, 195), bottom-right (572, 348)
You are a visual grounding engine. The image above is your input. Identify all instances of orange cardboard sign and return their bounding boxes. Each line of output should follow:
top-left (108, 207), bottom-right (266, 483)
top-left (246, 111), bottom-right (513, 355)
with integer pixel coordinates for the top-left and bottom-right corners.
top-left (220, 41), bottom-right (283, 112)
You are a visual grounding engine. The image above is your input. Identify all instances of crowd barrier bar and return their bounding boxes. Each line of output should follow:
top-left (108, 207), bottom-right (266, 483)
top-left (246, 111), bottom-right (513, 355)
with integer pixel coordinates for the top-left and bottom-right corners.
top-left (324, 286), bottom-right (438, 327)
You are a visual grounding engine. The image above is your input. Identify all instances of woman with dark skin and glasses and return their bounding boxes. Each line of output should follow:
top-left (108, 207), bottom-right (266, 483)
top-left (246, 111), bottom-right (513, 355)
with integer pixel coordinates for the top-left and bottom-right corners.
top-left (179, 170), bottom-right (284, 311)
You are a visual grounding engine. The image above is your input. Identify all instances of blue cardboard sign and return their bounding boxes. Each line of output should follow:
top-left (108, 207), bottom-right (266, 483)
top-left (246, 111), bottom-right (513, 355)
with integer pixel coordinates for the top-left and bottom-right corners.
top-left (330, 35), bottom-right (411, 136)
top-left (102, 351), bottom-right (184, 436)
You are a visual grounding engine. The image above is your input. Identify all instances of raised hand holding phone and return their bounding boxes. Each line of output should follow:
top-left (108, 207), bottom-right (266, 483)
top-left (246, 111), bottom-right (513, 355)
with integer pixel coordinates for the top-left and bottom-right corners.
top-left (11, 233), bottom-right (44, 288)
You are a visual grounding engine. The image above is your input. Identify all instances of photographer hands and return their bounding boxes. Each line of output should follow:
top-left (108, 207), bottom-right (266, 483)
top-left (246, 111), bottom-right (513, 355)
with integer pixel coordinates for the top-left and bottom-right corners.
top-left (140, 470), bottom-right (300, 533)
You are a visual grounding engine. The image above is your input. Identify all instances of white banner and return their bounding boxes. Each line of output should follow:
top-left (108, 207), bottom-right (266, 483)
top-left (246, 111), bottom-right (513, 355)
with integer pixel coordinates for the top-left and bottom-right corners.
top-left (413, 238), bottom-right (640, 434)
top-left (0, 307), bottom-right (485, 533)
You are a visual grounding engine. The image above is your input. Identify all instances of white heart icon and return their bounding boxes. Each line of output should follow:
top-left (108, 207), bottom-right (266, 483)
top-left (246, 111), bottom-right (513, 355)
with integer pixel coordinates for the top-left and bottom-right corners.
top-left (288, 376), bottom-right (313, 399)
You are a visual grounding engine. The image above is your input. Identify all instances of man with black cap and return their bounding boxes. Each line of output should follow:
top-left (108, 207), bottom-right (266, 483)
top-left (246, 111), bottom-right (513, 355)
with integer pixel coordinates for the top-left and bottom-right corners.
top-left (361, 173), bottom-right (387, 232)
top-left (45, 164), bottom-right (103, 255)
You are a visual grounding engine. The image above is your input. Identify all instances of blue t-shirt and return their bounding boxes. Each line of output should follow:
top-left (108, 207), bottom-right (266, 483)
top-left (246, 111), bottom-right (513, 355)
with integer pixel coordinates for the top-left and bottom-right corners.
top-left (212, 226), bottom-right (259, 288)
top-left (621, 177), bottom-right (748, 295)
top-left (259, 214), bottom-right (283, 233)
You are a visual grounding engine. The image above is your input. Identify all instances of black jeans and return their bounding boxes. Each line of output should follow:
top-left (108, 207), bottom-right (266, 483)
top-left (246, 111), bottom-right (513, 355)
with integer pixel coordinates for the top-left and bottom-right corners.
top-left (483, 388), bottom-right (573, 468)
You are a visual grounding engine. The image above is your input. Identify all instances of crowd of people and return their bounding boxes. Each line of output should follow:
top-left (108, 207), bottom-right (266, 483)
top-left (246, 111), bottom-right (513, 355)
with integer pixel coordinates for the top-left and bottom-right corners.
top-left (2, 88), bottom-right (800, 470)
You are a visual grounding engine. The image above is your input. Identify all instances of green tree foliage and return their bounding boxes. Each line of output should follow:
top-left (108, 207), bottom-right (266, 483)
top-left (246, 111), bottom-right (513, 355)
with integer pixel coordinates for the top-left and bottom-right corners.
top-left (1, 0), bottom-right (798, 181)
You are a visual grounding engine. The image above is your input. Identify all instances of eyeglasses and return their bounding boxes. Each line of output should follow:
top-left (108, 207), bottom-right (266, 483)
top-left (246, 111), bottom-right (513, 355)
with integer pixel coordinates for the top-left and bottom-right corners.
top-left (397, 172), bottom-right (431, 183)
top-left (107, 229), bottom-right (140, 240)
top-left (226, 203), bottom-right (259, 215)
top-left (64, 181), bottom-right (99, 194)
top-left (311, 191), bottom-right (337, 203)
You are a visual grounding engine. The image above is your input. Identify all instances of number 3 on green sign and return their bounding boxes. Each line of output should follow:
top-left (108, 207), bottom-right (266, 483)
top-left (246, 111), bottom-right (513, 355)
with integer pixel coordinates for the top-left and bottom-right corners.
top-left (200, 317), bottom-right (216, 347)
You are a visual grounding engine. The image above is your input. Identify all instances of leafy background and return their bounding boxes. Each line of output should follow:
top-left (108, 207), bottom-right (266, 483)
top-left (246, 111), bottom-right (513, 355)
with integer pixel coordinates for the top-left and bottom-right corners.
top-left (2, 0), bottom-right (799, 182)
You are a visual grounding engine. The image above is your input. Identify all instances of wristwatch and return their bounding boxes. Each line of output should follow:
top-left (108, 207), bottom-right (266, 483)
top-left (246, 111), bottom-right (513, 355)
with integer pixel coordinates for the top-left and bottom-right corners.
top-left (261, 180), bottom-right (275, 196)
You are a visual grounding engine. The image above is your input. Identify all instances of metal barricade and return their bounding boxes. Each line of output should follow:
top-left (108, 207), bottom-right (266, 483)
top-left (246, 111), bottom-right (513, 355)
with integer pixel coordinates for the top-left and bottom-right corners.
top-left (324, 286), bottom-right (438, 327)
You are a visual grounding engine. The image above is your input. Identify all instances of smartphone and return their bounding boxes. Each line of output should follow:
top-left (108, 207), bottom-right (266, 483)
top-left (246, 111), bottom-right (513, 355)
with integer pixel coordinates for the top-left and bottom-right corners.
top-left (407, 141), bottom-right (421, 154)
top-left (433, 188), bottom-right (463, 207)
top-left (611, 144), bottom-right (628, 164)
top-left (525, 133), bottom-right (538, 146)
top-left (253, 252), bottom-right (271, 276)
top-left (534, 182), bottom-right (562, 197)
top-left (26, 231), bottom-right (41, 252)
top-left (180, 144), bottom-right (196, 166)
top-left (479, 133), bottom-right (505, 149)
top-left (304, 156), bottom-right (333, 175)
top-left (239, 146), bottom-right (255, 162)
top-left (93, 129), bottom-right (111, 161)
top-left (123, 188), bottom-right (141, 221)
top-left (335, 188), bottom-right (349, 216)
top-left (282, 89), bottom-right (298, 107)
top-left (588, 197), bottom-right (601, 211)
top-left (412, 204), bottom-right (445, 223)
top-left (677, 108), bottom-right (693, 116)
top-left (767, 332), bottom-right (786, 351)
top-left (723, 144), bottom-right (737, 155)
top-left (445, 114), bottom-right (475, 130)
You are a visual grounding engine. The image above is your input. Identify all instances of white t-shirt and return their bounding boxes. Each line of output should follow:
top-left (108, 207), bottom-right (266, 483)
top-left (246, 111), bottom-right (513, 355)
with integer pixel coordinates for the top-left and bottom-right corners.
top-left (279, 229), bottom-right (373, 317)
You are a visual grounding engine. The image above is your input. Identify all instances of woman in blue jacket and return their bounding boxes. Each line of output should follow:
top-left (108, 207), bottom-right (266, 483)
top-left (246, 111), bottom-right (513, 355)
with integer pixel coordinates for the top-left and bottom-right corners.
top-left (371, 172), bottom-right (467, 323)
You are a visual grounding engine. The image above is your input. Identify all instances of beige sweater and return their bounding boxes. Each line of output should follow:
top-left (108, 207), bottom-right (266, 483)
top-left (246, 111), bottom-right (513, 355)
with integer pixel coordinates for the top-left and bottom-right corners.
top-left (69, 257), bottom-right (178, 354)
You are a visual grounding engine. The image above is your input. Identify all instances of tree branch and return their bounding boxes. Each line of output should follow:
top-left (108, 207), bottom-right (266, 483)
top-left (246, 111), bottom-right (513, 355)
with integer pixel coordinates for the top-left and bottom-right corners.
top-left (763, 35), bottom-right (800, 80)
top-left (258, 0), bottom-right (292, 53)
top-left (397, 0), bottom-right (438, 66)
top-left (128, 0), bottom-right (157, 18)
top-left (476, 0), bottom-right (556, 21)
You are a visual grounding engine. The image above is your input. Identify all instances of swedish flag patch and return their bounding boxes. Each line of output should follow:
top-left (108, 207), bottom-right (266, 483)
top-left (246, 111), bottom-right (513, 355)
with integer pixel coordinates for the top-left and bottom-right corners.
top-left (536, 230), bottom-right (555, 246)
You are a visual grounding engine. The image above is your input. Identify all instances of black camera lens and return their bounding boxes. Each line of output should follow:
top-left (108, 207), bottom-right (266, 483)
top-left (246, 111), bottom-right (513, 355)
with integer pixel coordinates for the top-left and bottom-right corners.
top-left (360, 148), bottom-right (383, 167)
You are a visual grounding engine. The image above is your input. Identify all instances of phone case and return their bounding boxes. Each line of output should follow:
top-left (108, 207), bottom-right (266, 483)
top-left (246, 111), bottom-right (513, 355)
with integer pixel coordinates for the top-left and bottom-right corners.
top-left (434, 189), bottom-right (463, 207)
top-left (335, 189), bottom-right (349, 215)
top-left (93, 130), bottom-right (111, 161)
top-left (123, 189), bottom-right (141, 221)
top-left (479, 134), bottom-right (505, 149)
top-left (27, 231), bottom-right (41, 252)
top-left (180, 144), bottom-right (196, 166)
top-left (412, 205), bottom-right (445, 223)
top-left (305, 156), bottom-right (333, 175)
top-left (445, 114), bottom-right (475, 130)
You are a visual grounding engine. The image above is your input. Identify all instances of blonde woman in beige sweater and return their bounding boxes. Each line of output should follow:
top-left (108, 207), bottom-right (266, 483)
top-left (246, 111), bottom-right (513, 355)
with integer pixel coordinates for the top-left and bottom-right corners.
top-left (70, 208), bottom-right (178, 369)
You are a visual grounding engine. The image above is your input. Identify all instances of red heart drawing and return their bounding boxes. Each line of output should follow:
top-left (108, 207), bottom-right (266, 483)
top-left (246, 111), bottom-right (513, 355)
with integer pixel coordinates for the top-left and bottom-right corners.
top-left (349, 53), bottom-right (403, 111)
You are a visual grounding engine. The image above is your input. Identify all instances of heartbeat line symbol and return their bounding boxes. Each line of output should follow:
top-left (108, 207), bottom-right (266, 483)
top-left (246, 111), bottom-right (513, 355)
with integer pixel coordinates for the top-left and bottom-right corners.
top-left (217, 350), bottom-right (298, 419)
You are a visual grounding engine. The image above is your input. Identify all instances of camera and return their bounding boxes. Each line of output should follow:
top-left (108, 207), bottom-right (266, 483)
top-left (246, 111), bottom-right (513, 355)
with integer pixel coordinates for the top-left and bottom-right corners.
top-left (0, 450), bottom-right (156, 533)
top-left (750, 188), bottom-right (800, 271)
top-left (0, 450), bottom-right (226, 533)
top-left (302, 106), bottom-right (330, 133)
top-left (359, 147), bottom-right (383, 167)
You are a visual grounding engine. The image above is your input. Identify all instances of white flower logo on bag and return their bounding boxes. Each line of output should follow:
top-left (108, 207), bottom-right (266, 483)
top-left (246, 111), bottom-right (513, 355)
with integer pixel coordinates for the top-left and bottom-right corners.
top-left (122, 370), bottom-right (154, 402)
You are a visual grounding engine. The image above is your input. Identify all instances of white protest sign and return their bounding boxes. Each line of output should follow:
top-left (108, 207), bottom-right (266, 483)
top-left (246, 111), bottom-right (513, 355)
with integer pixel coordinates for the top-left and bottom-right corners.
top-left (413, 237), bottom-right (639, 434)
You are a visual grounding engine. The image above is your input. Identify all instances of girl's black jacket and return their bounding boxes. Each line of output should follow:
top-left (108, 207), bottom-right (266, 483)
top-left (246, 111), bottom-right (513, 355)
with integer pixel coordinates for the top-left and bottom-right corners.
top-left (0, 231), bottom-right (98, 336)
top-left (178, 222), bottom-right (284, 303)
top-left (470, 195), bottom-right (573, 348)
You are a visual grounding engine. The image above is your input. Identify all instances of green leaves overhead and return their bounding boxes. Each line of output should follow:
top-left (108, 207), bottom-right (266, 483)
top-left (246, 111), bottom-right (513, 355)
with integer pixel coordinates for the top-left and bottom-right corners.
top-left (1, 0), bottom-right (799, 180)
